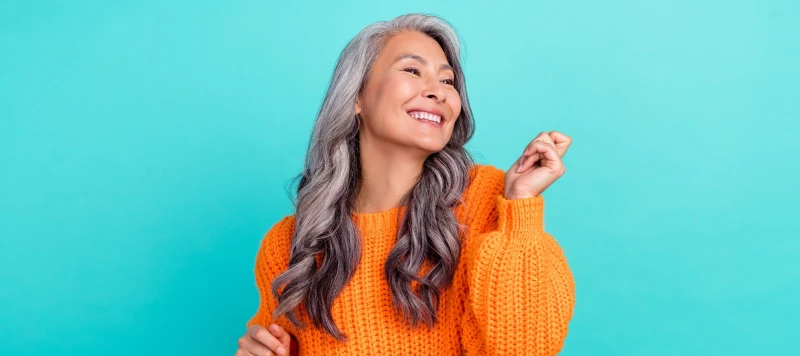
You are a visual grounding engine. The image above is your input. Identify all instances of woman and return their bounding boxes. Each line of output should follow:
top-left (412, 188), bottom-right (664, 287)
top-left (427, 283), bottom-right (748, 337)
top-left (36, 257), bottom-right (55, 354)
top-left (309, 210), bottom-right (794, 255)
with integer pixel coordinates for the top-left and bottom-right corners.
top-left (236, 13), bottom-right (575, 356)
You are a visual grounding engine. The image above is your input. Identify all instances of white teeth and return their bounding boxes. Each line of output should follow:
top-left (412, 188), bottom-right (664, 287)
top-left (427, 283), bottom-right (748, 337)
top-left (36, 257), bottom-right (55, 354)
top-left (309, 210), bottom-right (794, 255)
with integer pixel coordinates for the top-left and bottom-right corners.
top-left (408, 111), bottom-right (442, 124)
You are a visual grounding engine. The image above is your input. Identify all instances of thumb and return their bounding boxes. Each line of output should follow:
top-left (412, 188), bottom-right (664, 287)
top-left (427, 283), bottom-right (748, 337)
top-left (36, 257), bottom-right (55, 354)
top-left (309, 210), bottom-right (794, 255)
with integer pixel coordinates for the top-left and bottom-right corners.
top-left (269, 324), bottom-right (291, 349)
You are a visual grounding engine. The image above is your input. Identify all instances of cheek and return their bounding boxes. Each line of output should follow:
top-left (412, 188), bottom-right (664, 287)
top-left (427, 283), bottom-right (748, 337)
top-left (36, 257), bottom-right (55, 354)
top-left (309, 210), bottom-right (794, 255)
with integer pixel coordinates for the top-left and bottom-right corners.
top-left (379, 75), bottom-right (417, 104)
top-left (448, 94), bottom-right (462, 123)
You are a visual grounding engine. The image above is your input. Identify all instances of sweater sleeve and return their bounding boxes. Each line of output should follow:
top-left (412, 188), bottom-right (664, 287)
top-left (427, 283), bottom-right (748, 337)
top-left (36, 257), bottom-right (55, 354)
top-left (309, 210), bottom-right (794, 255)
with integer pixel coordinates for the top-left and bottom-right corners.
top-left (245, 216), bottom-right (301, 355)
top-left (247, 217), bottom-right (287, 328)
top-left (460, 194), bottom-right (575, 355)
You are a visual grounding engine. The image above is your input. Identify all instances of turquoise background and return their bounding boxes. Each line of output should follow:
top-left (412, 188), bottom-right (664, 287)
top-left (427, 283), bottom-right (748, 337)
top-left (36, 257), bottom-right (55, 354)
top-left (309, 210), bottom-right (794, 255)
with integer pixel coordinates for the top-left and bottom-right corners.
top-left (1, 0), bottom-right (798, 354)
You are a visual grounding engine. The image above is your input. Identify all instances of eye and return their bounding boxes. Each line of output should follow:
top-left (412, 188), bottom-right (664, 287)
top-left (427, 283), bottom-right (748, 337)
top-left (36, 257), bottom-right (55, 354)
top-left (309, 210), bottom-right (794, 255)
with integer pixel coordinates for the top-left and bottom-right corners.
top-left (441, 78), bottom-right (455, 85)
top-left (403, 67), bottom-right (421, 75)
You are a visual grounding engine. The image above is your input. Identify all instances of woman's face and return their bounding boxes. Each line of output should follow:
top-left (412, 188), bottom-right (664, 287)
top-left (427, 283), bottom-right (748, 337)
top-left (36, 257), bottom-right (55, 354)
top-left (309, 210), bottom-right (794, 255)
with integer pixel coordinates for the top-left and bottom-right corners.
top-left (355, 31), bottom-right (462, 155)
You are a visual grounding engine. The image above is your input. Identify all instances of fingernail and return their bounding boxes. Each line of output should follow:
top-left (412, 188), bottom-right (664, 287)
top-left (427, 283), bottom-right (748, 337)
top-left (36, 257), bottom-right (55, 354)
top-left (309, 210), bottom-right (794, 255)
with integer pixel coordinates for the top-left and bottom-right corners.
top-left (276, 346), bottom-right (286, 355)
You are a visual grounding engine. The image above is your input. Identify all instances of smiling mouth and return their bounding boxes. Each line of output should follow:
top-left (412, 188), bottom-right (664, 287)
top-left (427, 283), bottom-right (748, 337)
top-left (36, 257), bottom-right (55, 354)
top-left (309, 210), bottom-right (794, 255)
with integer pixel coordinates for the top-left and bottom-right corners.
top-left (407, 111), bottom-right (443, 127)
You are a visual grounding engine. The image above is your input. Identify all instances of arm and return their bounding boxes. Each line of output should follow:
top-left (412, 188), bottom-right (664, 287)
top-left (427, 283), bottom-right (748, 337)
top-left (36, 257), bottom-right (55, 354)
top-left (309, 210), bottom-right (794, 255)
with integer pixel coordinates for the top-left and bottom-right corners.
top-left (461, 194), bottom-right (575, 355)
top-left (246, 217), bottom-right (290, 329)
top-left (245, 216), bottom-right (300, 356)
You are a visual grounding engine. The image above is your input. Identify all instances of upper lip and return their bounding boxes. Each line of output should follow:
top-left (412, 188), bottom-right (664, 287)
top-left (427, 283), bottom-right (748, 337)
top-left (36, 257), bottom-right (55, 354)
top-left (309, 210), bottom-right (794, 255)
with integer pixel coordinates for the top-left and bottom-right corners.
top-left (406, 108), bottom-right (446, 122)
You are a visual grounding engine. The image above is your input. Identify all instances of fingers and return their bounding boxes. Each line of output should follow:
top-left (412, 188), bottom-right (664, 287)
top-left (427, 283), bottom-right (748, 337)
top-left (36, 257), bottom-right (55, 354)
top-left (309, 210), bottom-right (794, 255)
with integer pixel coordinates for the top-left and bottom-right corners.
top-left (515, 151), bottom-right (539, 173)
top-left (243, 325), bottom-right (288, 356)
top-left (523, 132), bottom-right (555, 156)
top-left (269, 324), bottom-right (292, 351)
top-left (537, 141), bottom-right (564, 171)
top-left (517, 141), bottom-right (562, 173)
top-left (234, 346), bottom-right (256, 356)
top-left (548, 130), bottom-right (572, 157)
top-left (523, 131), bottom-right (572, 159)
top-left (237, 335), bottom-right (269, 355)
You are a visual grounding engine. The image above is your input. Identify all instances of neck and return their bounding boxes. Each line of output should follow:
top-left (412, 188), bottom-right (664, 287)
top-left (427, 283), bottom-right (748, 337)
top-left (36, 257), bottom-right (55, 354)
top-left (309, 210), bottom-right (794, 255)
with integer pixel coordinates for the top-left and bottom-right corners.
top-left (354, 135), bottom-right (427, 214)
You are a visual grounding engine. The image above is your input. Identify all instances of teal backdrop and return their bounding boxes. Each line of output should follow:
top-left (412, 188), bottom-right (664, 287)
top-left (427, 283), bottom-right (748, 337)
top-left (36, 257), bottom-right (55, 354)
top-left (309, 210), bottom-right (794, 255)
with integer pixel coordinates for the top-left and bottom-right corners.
top-left (1, 0), bottom-right (798, 355)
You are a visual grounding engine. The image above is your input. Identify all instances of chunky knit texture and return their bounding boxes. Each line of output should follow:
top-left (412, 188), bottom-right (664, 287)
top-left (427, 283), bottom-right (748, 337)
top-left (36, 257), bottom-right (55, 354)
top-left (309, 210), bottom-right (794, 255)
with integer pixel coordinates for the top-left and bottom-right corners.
top-left (247, 164), bottom-right (575, 355)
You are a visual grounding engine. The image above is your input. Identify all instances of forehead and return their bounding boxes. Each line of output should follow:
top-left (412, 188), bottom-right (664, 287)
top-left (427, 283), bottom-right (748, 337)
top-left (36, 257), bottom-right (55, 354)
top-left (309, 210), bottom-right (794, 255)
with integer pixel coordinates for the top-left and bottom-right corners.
top-left (378, 31), bottom-right (450, 65)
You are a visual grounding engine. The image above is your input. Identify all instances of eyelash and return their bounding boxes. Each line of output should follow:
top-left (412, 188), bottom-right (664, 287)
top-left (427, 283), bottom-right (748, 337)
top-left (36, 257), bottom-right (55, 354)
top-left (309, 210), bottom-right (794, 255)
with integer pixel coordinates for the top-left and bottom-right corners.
top-left (403, 67), bottom-right (455, 86)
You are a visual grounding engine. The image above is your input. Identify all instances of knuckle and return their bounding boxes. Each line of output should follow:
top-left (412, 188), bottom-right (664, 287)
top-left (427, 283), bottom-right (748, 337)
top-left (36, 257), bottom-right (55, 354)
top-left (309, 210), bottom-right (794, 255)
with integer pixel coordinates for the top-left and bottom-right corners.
top-left (270, 324), bottom-right (282, 334)
top-left (253, 328), bottom-right (266, 341)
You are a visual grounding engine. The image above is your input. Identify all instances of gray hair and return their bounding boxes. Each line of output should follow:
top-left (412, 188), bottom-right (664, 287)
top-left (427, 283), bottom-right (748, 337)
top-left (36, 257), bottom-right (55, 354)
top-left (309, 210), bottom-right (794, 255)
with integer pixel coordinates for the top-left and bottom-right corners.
top-left (271, 13), bottom-right (476, 341)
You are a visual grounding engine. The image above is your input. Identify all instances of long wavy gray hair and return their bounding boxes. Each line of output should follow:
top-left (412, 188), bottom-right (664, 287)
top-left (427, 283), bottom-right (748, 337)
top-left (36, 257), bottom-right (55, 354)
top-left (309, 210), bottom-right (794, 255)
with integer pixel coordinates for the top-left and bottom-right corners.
top-left (270, 13), bottom-right (476, 341)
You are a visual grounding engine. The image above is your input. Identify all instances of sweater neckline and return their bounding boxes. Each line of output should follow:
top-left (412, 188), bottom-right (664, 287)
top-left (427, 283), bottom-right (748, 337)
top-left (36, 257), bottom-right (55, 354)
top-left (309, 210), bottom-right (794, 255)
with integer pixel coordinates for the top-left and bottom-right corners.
top-left (349, 206), bottom-right (407, 231)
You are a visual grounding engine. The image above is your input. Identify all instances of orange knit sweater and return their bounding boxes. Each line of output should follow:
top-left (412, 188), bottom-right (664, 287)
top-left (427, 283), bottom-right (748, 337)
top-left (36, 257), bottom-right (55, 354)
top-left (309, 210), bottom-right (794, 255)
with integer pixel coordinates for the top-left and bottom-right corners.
top-left (247, 164), bottom-right (575, 355)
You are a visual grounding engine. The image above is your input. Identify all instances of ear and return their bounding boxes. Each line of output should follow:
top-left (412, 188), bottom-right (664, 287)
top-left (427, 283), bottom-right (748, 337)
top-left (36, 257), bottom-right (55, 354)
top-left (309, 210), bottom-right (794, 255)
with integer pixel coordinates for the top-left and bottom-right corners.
top-left (355, 96), bottom-right (362, 115)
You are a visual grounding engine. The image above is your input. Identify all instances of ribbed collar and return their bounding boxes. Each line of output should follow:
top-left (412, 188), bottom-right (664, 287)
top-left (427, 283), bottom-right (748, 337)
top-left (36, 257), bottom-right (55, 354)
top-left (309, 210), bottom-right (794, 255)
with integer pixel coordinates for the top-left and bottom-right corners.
top-left (349, 206), bottom-right (407, 235)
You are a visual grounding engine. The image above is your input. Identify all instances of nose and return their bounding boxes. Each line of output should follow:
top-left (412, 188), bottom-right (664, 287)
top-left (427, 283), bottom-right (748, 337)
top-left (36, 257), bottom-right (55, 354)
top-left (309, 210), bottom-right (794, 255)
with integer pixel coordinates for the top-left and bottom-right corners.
top-left (421, 78), bottom-right (446, 103)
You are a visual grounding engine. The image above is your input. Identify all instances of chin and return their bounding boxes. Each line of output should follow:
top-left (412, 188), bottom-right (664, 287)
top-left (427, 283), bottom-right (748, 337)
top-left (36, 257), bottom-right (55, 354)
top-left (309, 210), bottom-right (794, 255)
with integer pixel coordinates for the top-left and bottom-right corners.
top-left (414, 141), bottom-right (448, 154)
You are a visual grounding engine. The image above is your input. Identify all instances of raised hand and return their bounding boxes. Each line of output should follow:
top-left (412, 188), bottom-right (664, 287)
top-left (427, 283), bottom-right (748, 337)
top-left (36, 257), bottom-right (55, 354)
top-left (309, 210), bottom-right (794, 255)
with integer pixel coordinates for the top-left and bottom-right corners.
top-left (504, 131), bottom-right (571, 200)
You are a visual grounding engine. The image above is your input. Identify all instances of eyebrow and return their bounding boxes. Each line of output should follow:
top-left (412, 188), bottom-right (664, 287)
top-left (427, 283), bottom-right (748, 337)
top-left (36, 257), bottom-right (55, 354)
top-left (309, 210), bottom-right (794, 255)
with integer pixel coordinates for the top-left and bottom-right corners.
top-left (392, 53), bottom-right (454, 72)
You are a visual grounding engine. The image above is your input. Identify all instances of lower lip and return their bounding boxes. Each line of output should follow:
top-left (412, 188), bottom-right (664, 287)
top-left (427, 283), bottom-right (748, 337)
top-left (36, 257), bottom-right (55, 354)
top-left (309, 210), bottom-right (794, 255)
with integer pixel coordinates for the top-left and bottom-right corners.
top-left (408, 113), bottom-right (443, 128)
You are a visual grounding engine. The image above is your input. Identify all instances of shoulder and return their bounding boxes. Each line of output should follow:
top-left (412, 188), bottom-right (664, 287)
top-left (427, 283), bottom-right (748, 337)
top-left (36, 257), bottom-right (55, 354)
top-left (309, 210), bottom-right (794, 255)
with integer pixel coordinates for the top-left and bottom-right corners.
top-left (465, 164), bottom-right (506, 202)
top-left (267, 215), bottom-right (296, 236)
top-left (255, 215), bottom-right (296, 271)
top-left (460, 164), bottom-right (506, 229)
top-left (263, 215), bottom-right (295, 248)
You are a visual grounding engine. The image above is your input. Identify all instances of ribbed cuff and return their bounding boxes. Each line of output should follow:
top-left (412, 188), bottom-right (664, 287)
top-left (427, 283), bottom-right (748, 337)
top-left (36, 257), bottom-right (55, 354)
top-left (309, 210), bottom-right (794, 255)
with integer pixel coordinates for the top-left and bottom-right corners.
top-left (496, 194), bottom-right (545, 236)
